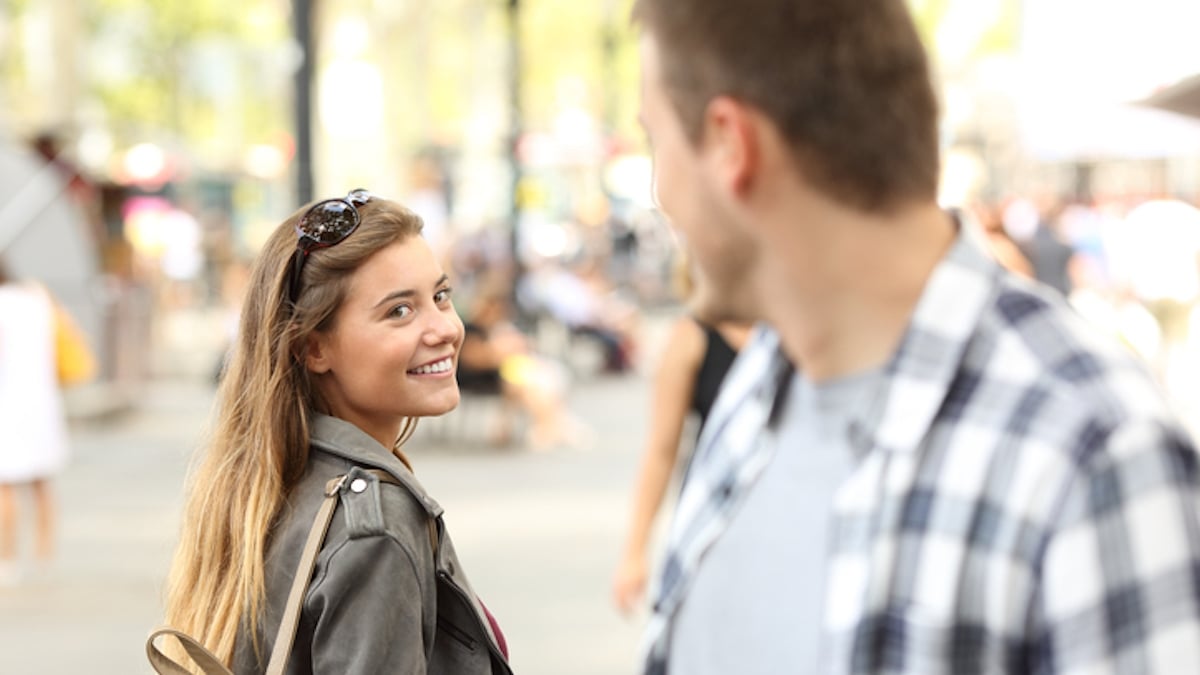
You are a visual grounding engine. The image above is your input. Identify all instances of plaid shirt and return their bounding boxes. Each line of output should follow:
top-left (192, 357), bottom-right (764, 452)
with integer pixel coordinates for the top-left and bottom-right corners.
top-left (643, 232), bottom-right (1200, 674)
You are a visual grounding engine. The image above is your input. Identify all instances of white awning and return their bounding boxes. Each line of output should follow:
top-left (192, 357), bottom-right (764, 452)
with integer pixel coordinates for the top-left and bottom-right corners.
top-left (1139, 73), bottom-right (1200, 120)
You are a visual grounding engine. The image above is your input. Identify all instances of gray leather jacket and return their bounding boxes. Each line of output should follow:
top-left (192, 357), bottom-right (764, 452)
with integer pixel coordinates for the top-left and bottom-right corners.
top-left (231, 414), bottom-right (513, 674)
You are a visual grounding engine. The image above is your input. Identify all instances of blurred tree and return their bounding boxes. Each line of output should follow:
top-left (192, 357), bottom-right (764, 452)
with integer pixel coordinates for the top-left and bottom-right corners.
top-left (522, 0), bottom-right (639, 141)
top-left (908, 0), bottom-right (1019, 68)
top-left (74, 0), bottom-right (291, 171)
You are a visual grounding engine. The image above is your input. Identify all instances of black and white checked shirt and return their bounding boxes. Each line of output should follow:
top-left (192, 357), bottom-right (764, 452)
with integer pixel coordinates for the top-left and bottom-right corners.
top-left (643, 231), bottom-right (1200, 674)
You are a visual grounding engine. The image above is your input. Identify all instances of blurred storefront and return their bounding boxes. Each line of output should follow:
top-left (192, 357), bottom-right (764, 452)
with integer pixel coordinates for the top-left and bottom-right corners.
top-left (930, 0), bottom-right (1200, 205)
top-left (0, 136), bottom-right (151, 414)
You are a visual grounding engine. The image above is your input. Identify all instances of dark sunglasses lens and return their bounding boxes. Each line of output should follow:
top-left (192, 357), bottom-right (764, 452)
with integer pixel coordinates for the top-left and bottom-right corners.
top-left (299, 201), bottom-right (358, 244)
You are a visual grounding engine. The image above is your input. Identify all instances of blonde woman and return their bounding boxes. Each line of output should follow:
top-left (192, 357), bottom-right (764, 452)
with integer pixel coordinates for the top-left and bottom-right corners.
top-left (163, 191), bottom-right (512, 673)
top-left (612, 252), bottom-right (751, 614)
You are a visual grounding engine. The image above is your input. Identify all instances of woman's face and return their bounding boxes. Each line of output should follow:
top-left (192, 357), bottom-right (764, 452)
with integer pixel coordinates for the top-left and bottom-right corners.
top-left (306, 235), bottom-right (464, 447)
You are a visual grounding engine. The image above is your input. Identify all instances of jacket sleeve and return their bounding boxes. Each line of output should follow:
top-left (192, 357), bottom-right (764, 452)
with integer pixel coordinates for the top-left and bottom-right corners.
top-left (305, 533), bottom-right (429, 674)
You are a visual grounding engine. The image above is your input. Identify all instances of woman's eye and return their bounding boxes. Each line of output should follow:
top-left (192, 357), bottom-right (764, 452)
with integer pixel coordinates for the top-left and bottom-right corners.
top-left (434, 287), bottom-right (453, 304)
top-left (389, 304), bottom-right (413, 319)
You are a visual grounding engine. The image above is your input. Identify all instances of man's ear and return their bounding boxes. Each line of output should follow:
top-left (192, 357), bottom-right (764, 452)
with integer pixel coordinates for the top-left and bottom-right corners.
top-left (304, 331), bottom-right (332, 374)
top-left (703, 96), bottom-right (759, 197)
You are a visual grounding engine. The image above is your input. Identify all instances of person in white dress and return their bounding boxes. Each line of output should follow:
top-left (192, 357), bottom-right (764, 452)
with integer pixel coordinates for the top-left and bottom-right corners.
top-left (0, 260), bottom-right (70, 585)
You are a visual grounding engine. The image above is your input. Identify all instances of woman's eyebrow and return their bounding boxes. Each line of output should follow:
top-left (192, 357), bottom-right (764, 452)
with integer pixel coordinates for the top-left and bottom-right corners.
top-left (372, 275), bottom-right (450, 309)
top-left (373, 288), bottom-right (416, 309)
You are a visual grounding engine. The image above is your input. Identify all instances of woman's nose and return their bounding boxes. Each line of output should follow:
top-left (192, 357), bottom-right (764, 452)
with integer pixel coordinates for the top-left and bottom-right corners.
top-left (423, 308), bottom-right (462, 345)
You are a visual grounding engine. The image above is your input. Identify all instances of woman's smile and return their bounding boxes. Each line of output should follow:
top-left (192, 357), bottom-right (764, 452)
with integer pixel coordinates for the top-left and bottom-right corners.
top-left (407, 356), bottom-right (455, 377)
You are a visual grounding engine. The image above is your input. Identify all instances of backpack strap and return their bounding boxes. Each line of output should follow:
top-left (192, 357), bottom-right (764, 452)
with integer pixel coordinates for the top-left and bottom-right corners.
top-left (148, 468), bottom-right (435, 675)
top-left (263, 474), bottom-right (348, 674)
top-left (146, 627), bottom-right (233, 675)
top-left (266, 468), bottom-right (436, 675)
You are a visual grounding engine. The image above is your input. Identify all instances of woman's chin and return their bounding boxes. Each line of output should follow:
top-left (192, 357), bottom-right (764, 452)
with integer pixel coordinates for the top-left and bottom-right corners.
top-left (421, 389), bottom-right (462, 417)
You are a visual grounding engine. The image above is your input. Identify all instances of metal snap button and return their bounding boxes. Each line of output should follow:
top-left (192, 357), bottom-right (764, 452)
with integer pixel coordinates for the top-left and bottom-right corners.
top-left (350, 478), bottom-right (368, 493)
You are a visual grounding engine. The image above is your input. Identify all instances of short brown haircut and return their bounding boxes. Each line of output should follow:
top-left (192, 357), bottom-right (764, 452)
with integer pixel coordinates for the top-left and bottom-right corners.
top-left (633, 0), bottom-right (940, 212)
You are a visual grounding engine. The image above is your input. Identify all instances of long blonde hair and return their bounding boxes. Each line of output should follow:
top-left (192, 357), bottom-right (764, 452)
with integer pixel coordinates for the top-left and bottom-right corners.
top-left (164, 197), bottom-right (425, 664)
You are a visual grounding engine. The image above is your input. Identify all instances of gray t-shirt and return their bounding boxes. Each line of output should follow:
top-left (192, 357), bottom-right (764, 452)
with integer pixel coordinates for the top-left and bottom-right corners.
top-left (667, 367), bottom-right (879, 674)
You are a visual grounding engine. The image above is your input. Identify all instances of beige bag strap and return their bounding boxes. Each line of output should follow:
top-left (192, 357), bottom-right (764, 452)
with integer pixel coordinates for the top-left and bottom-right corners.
top-left (266, 469), bottom-right (436, 675)
top-left (263, 474), bottom-right (347, 674)
top-left (146, 627), bottom-right (234, 675)
top-left (148, 468), bottom-right (434, 675)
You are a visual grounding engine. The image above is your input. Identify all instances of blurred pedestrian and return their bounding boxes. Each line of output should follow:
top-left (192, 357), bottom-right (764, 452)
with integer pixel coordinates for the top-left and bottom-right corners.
top-left (458, 284), bottom-right (584, 450)
top-left (0, 259), bottom-right (70, 586)
top-left (968, 199), bottom-right (1033, 278)
top-left (633, 1), bottom-right (1200, 673)
top-left (162, 191), bottom-right (512, 673)
top-left (612, 253), bottom-right (750, 614)
top-left (524, 259), bottom-right (639, 374)
top-left (1005, 196), bottom-right (1075, 296)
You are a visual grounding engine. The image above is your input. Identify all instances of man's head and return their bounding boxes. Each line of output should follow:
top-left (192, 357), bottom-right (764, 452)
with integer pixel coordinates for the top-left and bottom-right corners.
top-left (635, 0), bottom-right (941, 323)
top-left (634, 0), bottom-right (940, 213)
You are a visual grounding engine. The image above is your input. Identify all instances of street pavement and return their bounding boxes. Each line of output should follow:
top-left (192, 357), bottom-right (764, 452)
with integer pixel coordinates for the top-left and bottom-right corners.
top-left (0, 315), bottom-right (679, 675)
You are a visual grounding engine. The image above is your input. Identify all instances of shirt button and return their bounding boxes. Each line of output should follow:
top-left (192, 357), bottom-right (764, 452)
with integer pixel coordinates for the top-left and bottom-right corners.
top-left (350, 478), bottom-right (368, 493)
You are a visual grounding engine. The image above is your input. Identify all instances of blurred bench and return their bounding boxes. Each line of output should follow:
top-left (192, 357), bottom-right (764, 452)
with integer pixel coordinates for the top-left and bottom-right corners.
top-left (420, 381), bottom-right (523, 449)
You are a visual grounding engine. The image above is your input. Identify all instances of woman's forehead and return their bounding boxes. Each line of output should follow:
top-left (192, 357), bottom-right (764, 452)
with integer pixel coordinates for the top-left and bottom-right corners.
top-left (348, 238), bottom-right (444, 294)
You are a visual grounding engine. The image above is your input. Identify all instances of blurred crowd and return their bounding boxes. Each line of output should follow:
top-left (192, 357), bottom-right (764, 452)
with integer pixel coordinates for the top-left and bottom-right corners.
top-left (971, 193), bottom-right (1200, 427)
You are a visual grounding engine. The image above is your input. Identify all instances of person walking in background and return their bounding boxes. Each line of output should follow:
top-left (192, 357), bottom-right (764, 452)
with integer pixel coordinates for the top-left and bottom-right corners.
top-left (632, 0), bottom-right (1200, 673)
top-left (1003, 196), bottom-right (1075, 296)
top-left (968, 199), bottom-right (1033, 279)
top-left (162, 191), bottom-right (511, 673)
top-left (612, 254), bottom-right (750, 614)
top-left (0, 260), bottom-right (71, 586)
top-left (458, 283), bottom-right (585, 450)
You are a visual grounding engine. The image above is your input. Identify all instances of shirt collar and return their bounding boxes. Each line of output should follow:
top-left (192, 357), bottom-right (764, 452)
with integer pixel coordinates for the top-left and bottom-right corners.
top-left (846, 227), bottom-right (1002, 458)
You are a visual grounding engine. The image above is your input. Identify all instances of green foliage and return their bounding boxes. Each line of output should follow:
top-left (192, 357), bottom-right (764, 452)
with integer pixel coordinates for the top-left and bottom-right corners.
top-left (1, 0), bottom-right (646, 177)
top-left (908, 0), bottom-right (1018, 63)
top-left (74, 0), bottom-right (289, 162)
top-left (521, 0), bottom-right (638, 133)
top-left (974, 1), bottom-right (1019, 59)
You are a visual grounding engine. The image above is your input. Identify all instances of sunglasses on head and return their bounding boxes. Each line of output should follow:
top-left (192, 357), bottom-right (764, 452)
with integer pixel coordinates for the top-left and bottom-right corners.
top-left (286, 189), bottom-right (372, 305)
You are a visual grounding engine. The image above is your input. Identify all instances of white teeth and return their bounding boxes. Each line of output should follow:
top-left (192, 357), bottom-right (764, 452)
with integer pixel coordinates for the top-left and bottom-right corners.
top-left (410, 358), bottom-right (452, 375)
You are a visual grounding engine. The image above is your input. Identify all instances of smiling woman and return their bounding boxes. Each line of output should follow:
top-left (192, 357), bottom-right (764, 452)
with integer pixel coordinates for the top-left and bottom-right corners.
top-left (304, 238), bottom-right (464, 446)
top-left (158, 192), bottom-right (512, 674)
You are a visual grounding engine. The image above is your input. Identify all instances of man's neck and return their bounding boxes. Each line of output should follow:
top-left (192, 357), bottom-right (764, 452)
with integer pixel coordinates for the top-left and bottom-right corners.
top-left (762, 203), bottom-right (956, 381)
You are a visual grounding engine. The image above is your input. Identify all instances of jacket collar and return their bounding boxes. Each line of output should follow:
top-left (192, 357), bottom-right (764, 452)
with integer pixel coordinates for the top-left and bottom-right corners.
top-left (309, 413), bottom-right (443, 519)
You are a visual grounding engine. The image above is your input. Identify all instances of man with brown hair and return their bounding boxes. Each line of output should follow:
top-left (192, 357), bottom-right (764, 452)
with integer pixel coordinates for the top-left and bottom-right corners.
top-left (633, 1), bottom-right (1200, 673)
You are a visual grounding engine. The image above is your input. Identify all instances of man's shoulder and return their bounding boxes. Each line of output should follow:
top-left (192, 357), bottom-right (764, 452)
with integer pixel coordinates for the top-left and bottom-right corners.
top-left (963, 276), bottom-right (1177, 439)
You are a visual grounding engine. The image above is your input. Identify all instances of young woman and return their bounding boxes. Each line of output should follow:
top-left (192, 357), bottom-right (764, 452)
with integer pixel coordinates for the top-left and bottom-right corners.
top-left (612, 252), bottom-right (751, 614)
top-left (163, 191), bottom-right (512, 673)
top-left (0, 260), bottom-right (72, 586)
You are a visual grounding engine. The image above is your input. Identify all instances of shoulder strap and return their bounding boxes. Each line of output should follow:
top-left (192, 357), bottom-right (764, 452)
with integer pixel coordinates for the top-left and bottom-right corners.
top-left (147, 468), bottom-right (437, 675)
top-left (146, 627), bottom-right (233, 675)
top-left (263, 474), bottom-right (346, 674)
top-left (265, 469), bottom-right (437, 675)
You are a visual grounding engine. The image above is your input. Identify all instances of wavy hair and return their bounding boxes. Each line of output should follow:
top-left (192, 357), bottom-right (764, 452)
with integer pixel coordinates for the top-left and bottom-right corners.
top-left (163, 197), bottom-right (424, 664)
